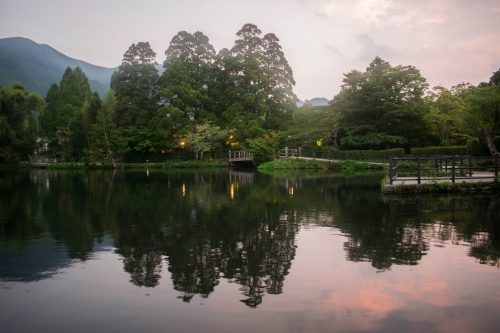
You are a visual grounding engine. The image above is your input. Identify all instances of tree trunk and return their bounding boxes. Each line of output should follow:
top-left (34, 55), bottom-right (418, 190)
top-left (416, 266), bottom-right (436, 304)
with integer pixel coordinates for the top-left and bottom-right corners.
top-left (481, 129), bottom-right (500, 157)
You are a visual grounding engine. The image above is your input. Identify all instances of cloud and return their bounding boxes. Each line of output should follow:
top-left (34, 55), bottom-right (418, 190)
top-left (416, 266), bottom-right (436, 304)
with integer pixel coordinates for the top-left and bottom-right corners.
top-left (356, 33), bottom-right (397, 62)
top-left (324, 44), bottom-right (344, 58)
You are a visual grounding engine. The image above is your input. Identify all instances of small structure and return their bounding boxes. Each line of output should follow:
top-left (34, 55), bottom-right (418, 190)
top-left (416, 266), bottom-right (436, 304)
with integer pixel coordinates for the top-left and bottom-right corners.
top-left (384, 155), bottom-right (499, 194)
top-left (29, 156), bottom-right (57, 168)
top-left (228, 150), bottom-right (253, 166)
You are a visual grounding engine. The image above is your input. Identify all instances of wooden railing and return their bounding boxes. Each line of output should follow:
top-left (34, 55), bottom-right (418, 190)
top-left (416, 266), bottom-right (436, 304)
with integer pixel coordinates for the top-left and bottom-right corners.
top-left (389, 155), bottom-right (499, 185)
top-left (29, 156), bottom-right (57, 167)
top-left (279, 147), bottom-right (302, 158)
top-left (228, 150), bottom-right (253, 162)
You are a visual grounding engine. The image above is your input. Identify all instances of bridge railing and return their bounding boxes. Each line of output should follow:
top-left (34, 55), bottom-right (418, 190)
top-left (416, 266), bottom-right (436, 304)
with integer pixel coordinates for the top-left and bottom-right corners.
top-left (389, 155), bottom-right (499, 185)
top-left (29, 156), bottom-right (57, 166)
top-left (279, 147), bottom-right (302, 158)
top-left (228, 150), bottom-right (253, 162)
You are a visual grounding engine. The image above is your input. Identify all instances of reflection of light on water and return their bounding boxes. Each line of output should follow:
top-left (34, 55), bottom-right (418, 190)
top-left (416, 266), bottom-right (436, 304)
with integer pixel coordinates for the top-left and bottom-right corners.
top-left (288, 186), bottom-right (294, 197)
top-left (182, 183), bottom-right (186, 197)
top-left (229, 182), bottom-right (239, 200)
top-left (46, 178), bottom-right (50, 190)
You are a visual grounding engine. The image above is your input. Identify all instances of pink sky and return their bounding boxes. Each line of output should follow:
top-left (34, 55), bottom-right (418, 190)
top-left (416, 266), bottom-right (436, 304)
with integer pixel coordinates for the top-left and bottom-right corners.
top-left (1, 0), bottom-right (499, 99)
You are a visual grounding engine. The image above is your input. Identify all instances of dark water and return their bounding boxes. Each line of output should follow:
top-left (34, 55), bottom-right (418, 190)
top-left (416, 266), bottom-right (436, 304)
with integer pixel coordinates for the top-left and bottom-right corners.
top-left (1, 169), bottom-right (499, 333)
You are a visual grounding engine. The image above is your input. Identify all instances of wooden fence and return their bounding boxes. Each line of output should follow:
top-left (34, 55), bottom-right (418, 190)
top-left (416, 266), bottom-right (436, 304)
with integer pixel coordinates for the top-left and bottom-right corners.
top-left (389, 155), bottom-right (499, 185)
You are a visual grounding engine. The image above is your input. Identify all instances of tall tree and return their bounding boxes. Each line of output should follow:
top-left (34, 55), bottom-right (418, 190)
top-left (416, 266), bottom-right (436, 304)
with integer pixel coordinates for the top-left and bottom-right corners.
top-left (426, 86), bottom-right (467, 145)
top-left (333, 57), bottom-right (432, 150)
top-left (39, 67), bottom-right (93, 160)
top-left (0, 84), bottom-right (44, 162)
top-left (111, 42), bottom-right (159, 156)
top-left (88, 92), bottom-right (127, 167)
top-left (158, 31), bottom-right (215, 124)
top-left (463, 83), bottom-right (500, 156)
top-left (111, 42), bottom-right (158, 127)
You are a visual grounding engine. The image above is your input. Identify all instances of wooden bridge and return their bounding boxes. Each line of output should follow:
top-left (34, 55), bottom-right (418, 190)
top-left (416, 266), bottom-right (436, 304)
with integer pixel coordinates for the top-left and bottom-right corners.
top-left (228, 150), bottom-right (253, 164)
top-left (29, 156), bottom-right (57, 168)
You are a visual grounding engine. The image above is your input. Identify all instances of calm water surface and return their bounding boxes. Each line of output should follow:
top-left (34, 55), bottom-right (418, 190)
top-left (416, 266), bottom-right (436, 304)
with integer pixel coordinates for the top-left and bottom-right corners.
top-left (1, 169), bottom-right (499, 332)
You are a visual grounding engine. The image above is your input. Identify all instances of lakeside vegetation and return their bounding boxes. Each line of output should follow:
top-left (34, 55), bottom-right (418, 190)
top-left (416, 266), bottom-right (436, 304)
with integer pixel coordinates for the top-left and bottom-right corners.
top-left (1, 23), bottom-right (499, 167)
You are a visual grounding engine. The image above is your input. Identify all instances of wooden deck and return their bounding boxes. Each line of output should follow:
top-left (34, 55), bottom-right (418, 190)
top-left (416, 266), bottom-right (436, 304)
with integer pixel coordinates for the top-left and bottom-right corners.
top-left (389, 156), bottom-right (499, 185)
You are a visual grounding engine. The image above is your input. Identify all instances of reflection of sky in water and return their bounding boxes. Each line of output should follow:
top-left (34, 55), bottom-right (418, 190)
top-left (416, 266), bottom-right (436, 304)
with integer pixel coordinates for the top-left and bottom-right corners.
top-left (1, 227), bottom-right (498, 333)
top-left (0, 170), bottom-right (499, 332)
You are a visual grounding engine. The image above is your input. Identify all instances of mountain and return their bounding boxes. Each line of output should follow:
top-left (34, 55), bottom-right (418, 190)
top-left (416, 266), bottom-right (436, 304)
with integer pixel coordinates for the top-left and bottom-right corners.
top-left (307, 97), bottom-right (329, 107)
top-left (0, 37), bottom-right (115, 96)
top-left (297, 97), bottom-right (330, 108)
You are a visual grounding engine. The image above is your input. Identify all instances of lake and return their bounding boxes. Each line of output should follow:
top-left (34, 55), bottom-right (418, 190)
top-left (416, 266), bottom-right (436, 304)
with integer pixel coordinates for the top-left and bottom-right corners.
top-left (1, 169), bottom-right (499, 332)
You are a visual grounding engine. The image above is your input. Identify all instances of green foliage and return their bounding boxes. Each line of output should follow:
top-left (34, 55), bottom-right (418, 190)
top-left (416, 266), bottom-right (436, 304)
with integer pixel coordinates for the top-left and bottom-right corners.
top-left (467, 138), bottom-right (484, 156)
top-left (284, 103), bottom-right (338, 148)
top-left (182, 122), bottom-right (227, 160)
top-left (341, 133), bottom-right (406, 150)
top-left (333, 160), bottom-right (385, 172)
top-left (426, 86), bottom-right (467, 145)
top-left (0, 84), bottom-right (44, 162)
top-left (462, 83), bottom-right (500, 155)
top-left (410, 145), bottom-right (468, 156)
top-left (330, 148), bottom-right (404, 161)
top-left (111, 42), bottom-right (159, 156)
top-left (333, 57), bottom-right (433, 150)
top-left (247, 132), bottom-right (280, 164)
top-left (258, 158), bottom-right (327, 170)
top-left (47, 162), bottom-right (86, 170)
top-left (39, 67), bottom-right (94, 160)
top-left (87, 91), bottom-right (127, 166)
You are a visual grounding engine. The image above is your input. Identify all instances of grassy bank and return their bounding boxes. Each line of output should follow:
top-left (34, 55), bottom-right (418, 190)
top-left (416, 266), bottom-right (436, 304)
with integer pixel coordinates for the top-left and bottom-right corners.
top-left (257, 158), bottom-right (386, 172)
top-left (43, 160), bottom-right (228, 170)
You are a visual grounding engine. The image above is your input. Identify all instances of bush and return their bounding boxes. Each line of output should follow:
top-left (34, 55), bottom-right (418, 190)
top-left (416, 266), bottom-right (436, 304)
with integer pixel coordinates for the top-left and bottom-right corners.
top-left (331, 148), bottom-right (405, 161)
top-left (410, 145), bottom-right (468, 156)
top-left (258, 159), bottom-right (327, 170)
top-left (333, 160), bottom-right (386, 172)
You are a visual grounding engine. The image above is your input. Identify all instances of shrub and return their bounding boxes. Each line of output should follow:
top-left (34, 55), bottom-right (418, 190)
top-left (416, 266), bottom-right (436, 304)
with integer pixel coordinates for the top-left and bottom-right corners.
top-left (257, 159), bottom-right (327, 170)
top-left (410, 145), bottom-right (468, 156)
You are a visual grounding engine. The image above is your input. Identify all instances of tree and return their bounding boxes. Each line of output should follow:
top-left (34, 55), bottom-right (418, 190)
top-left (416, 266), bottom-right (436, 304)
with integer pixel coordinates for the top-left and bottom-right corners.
top-left (39, 67), bottom-right (93, 160)
top-left (111, 42), bottom-right (159, 157)
top-left (463, 84), bottom-right (500, 156)
top-left (182, 122), bottom-right (226, 160)
top-left (87, 92), bottom-right (127, 167)
top-left (0, 84), bottom-right (44, 162)
top-left (426, 86), bottom-right (467, 145)
top-left (247, 132), bottom-right (281, 164)
top-left (158, 31), bottom-right (215, 124)
top-left (333, 57), bottom-right (432, 150)
top-left (284, 102), bottom-right (339, 148)
top-left (111, 42), bottom-right (158, 127)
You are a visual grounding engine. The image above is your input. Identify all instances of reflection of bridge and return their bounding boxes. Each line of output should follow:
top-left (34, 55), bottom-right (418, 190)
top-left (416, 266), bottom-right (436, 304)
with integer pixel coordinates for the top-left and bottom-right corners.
top-left (229, 170), bottom-right (254, 184)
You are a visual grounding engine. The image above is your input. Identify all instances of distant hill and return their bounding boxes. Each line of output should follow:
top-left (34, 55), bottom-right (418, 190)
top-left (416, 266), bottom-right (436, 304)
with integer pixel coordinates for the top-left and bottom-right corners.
top-left (307, 97), bottom-right (329, 107)
top-left (0, 37), bottom-right (115, 96)
top-left (297, 97), bottom-right (330, 108)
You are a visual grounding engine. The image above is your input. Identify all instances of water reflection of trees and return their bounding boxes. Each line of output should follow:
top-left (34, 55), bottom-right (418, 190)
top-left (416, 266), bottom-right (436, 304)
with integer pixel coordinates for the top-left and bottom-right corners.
top-left (1, 169), bottom-right (499, 302)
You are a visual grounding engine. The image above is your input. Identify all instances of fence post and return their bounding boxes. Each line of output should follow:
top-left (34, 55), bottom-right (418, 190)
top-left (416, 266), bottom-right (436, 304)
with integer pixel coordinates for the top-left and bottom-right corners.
top-left (451, 156), bottom-right (456, 183)
top-left (389, 158), bottom-right (394, 185)
top-left (495, 155), bottom-right (499, 179)
top-left (469, 157), bottom-right (472, 177)
top-left (417, 158), bottom-right (421, 184)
